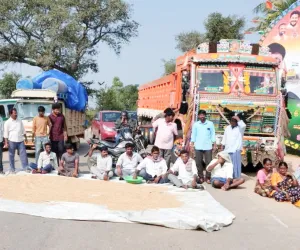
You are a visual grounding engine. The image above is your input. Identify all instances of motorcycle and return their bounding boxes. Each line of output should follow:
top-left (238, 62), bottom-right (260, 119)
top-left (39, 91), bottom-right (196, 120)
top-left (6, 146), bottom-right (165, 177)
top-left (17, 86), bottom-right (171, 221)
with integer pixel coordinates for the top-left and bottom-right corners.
top-left (85, 127), bottom-right (147, 171)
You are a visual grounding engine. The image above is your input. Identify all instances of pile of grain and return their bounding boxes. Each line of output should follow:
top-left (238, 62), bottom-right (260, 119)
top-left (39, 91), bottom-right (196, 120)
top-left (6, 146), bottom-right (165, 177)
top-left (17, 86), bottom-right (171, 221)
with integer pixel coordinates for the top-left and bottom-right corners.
top-left (0, 175), bottom-right (182, 211)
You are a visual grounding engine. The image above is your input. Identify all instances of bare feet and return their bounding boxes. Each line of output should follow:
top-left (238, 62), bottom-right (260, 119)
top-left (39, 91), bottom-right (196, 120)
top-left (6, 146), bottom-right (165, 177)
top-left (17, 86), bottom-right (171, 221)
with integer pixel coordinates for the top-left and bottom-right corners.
top-left (191, 179), bottom-right (197, 188)
top-left (182, 185), bottom-right (188, 189)
top-left (221, 183), bottom-right (230, 191)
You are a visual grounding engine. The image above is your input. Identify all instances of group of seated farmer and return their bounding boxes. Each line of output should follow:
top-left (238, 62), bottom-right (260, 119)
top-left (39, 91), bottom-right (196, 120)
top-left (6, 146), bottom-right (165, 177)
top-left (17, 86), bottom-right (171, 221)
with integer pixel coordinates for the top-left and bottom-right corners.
top-left (30, 143), bottom-right (79, 178)
top-left (88, 142), bottom-right (245, 191)
top-left (255, 158), bottom-right (300, 207)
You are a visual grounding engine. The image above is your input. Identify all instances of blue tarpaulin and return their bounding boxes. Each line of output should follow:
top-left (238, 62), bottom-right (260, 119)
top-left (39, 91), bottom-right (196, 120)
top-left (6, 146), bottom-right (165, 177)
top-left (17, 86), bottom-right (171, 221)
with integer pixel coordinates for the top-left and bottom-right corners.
top-left (31, 70), bottom-right (88, 111)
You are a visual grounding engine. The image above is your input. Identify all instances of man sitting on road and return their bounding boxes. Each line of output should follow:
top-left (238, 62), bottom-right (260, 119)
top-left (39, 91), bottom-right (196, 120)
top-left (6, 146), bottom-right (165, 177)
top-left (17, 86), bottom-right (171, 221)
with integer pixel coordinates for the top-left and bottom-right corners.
top-left (115, 143), bottom-right (143, 180)
top-left (31, 142), bottom-right (58, 174)
top-left (58, 144), bottom-right (79, 178)
top-left (133, 146), bottom-right (168, 184)
top-left (88, 145), bottom-right (113, 181)
top-left (168, 150), bottom-right (204, 190)
top-left (206, 151), bottom-right (245, 191)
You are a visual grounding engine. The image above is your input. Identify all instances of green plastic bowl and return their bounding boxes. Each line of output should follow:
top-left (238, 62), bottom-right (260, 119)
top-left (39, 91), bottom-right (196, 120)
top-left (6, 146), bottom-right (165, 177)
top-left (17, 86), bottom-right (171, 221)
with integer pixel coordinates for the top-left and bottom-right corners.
top-left (124, 176), bottom-right (144, 184)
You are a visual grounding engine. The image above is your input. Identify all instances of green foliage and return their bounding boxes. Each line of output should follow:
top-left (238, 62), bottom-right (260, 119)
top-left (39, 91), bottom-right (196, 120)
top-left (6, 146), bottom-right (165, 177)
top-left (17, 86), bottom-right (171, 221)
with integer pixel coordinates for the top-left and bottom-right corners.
top-left (162, 58), bottom-right (176, 75)
top-left (85, 109), bottom-right (97, 126)
top-left (0, 72), bottom-right (21, 98)
top-left (173, 12), bottom-right (245, 54)
top-left (249, 0), bottom-right (298, 32)
top-left (204, 12), bottom-right (245, 42)
top-left (0, 0), bottom-right (139, 93)
top-left (96, 77), bottom-right (138, 111)
top-left (175, 31), bottom-right (206, 53)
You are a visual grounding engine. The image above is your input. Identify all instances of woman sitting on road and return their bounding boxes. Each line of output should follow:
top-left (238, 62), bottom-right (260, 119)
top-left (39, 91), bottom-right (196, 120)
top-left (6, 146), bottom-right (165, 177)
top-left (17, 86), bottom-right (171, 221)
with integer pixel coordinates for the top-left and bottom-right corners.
top-left (254, 158), bottom-right (273, 197)
top-left (271, 162), bottom-right (300, 207)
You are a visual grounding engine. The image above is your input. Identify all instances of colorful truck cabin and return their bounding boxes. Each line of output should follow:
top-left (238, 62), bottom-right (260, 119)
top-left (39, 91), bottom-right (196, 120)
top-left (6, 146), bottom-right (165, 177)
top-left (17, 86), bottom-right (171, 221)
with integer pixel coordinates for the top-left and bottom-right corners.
top-left (138, 39), bottom-right (289, 166)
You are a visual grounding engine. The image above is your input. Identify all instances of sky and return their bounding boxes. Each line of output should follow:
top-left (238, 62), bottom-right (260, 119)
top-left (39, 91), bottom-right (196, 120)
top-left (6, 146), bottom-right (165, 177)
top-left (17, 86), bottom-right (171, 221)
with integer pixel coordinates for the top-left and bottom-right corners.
top-left (0, 0), bottom-right (264, 106)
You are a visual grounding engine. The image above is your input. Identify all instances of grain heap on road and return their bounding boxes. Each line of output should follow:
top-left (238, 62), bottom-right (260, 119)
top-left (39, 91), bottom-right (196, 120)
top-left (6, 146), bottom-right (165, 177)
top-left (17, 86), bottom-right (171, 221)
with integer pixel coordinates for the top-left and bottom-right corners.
top-left (0, 175), bottom-right (182, 211)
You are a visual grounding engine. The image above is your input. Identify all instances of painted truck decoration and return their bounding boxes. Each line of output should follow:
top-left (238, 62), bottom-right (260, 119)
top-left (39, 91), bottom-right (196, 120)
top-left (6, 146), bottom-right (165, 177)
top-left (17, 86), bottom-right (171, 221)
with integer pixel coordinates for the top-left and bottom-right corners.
top-left (138, 39), bottom-right (289, 166)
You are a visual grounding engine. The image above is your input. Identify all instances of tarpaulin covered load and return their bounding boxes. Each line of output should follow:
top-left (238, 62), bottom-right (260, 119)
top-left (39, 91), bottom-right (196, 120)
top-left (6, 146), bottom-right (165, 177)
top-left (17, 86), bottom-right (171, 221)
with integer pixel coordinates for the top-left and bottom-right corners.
top-left (32, 70), bottom-right (87, 111)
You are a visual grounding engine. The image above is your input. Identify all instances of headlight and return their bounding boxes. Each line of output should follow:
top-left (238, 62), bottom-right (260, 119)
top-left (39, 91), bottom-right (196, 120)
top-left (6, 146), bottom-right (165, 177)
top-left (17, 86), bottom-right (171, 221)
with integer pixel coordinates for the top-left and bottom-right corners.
top-left (103, 125), bottom-right (114, 132)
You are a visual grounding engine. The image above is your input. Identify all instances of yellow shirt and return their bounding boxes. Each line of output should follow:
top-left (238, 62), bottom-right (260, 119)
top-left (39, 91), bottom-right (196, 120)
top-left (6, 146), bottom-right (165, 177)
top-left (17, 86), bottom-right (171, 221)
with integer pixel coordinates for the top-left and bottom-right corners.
top-left (32, 116), bottom-right (50, 137)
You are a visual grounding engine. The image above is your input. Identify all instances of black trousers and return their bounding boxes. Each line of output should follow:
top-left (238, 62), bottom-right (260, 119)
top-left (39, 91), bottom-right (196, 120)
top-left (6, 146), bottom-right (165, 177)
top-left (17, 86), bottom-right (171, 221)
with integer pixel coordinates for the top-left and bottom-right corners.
top-left (51, 140), bottom-right (65, 165)
top-left (195, 150), bottom-right (212, 178)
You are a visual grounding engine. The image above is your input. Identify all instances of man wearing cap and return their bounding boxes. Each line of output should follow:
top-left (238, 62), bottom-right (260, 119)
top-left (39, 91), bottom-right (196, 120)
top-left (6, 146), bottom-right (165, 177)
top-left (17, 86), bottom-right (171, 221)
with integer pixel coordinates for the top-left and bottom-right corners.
top-left (88, 145), bottom-right (113, 180)
top-left (207, 151), bottom-right (245, 191)
top-left (221, 115), bottom-right (246, 179)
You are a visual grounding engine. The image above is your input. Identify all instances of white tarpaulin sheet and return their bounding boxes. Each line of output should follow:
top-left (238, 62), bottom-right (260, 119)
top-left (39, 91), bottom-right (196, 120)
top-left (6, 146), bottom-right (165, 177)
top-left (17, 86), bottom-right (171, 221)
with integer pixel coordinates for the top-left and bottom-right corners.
top-left (0, 173), bottom-right (235, 232)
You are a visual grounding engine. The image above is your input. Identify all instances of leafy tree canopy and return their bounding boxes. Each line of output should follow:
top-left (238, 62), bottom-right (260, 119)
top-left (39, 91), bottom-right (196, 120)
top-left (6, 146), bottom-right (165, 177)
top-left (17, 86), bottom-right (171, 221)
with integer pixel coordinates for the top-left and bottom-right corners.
top-left (0, 0), bottom-right (139, 92)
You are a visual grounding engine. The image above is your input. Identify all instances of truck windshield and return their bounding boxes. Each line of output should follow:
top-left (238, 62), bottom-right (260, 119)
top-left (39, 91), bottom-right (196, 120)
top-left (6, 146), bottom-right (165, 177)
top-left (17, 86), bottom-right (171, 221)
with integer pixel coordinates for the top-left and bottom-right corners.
top-left (102, 112), bottom-right (121, 122)
top-left (15, 103), bottom-right (52, 119)
top-left (197, 71), bottom-right (224, 92)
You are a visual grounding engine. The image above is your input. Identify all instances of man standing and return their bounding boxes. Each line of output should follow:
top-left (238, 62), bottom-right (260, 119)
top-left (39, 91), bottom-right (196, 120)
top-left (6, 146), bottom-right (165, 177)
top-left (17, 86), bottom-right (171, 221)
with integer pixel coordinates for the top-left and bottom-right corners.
top-left (0, 116), bottom-right (4, 174)
top-left (49, 103), bottom-right (67, 164)
top-left (4, 108), bottom-right (28, 173)
top-left (59, 144), bottom-right (79, 177)
top-left (152, 109), bottom-right (178, 168)
top-left (32, 106), bottom-right (51, 163)
top-left (115, 143), bottom-right (143, 180)
top-left (190, 110), bottom-right (216, 184)
top-left (168, 150), bottom-right (204, 190)
top-left (221, 115), bottom-right (246, 179)
top-left (88, 145), bottom-right (113, 181)
top-left (31, 142), bottom-right (58, 174)
top-left (133, 146), bottom-right (168, 184)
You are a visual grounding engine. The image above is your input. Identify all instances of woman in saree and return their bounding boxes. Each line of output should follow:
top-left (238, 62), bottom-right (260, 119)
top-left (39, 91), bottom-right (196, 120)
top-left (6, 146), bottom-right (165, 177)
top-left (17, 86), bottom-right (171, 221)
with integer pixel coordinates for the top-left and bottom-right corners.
top-left (271, 162), bottom-right (300, 207)
top-left (254, 158), bottom-right (273, 197)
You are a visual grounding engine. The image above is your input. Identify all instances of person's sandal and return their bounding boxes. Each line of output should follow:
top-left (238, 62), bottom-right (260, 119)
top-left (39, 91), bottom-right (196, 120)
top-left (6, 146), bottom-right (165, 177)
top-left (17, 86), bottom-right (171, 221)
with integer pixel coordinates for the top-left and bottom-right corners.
top-left (91, 175), bottom-right (97, 179)
top-left (119, 177), bottom-right (124, 181)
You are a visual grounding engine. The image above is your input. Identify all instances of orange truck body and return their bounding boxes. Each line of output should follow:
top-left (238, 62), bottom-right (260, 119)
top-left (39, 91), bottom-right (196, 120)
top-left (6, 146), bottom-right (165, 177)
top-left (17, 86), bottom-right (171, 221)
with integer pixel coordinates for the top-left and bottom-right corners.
top-left (138, 39), bottom-right (288, 165)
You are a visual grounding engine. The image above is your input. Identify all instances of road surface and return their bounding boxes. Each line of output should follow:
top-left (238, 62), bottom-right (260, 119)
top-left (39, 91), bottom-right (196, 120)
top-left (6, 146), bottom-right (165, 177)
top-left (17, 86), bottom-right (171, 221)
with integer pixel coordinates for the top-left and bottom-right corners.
top-left (0, 140), bottom-right (299, 250)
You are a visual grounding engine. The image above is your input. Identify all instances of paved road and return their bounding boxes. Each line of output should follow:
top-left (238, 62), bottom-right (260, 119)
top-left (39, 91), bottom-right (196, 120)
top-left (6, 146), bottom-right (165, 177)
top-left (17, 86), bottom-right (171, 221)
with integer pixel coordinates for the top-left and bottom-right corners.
top-left (0, 141), bottom-right (299, 250)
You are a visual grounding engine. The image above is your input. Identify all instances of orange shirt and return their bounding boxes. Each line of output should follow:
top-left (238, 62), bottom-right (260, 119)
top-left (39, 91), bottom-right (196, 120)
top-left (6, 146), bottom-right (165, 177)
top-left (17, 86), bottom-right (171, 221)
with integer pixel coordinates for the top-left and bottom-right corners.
top-left (32, 116), bottom-right (50, 137)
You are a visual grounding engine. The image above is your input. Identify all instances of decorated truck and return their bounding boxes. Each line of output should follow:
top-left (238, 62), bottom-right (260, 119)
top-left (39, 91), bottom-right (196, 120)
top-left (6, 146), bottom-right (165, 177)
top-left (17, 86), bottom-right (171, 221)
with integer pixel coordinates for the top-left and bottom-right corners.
top-left (11, 89), bottom-right (86, 150)
top-left (138, 39), bottom-right (290, 166)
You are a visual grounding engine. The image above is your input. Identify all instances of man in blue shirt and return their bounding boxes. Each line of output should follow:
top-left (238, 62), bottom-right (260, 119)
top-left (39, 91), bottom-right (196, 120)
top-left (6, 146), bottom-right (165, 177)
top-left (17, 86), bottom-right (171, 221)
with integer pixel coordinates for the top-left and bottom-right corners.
top-left (190, 110), bottom-right (216, 184)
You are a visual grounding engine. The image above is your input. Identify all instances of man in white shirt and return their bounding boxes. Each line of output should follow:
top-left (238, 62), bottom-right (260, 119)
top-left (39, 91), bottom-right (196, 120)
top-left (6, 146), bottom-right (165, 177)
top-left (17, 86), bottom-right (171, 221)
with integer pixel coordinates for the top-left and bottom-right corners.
top-left (206, 151), bottom-right (245, 191)
top-left (88, 145), bottom-right (113, 180)
top-left (133, 146), bottom-right (168, 183)
top-left (221, 115), bottom-right (246, 178)
top-left (115, 143), bottom-right (143, 180)
top-left (31, 142), bottom-right (58, 174)
top-left (0, 116), bottom-right (4, 174)
top-left (152, 109), bottom-right (178, 169)
top-left (4, 108), bottom-right (29, 173)
top-left (168, 150), bottom-right (204, 190)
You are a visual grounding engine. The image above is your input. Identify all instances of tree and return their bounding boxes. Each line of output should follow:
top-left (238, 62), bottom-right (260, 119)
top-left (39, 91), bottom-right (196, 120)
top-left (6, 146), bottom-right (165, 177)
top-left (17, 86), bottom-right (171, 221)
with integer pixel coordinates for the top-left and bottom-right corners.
top-left (204, 12), bottom-right (245, 42)
top-left (96, 77), bottom-right (138, 111)
top-left (0, 72), bottom-right (21, 98)
top-left (249, 0), bottom-right (298, 32)
top-left (0, 0), bottom-right (139, 84)
top-left (162, 58), bottom-right (176, 75)
top-left (175, 31), bottom-right (206, 53)
top-left (173, 12), bottom-right (245, 55)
